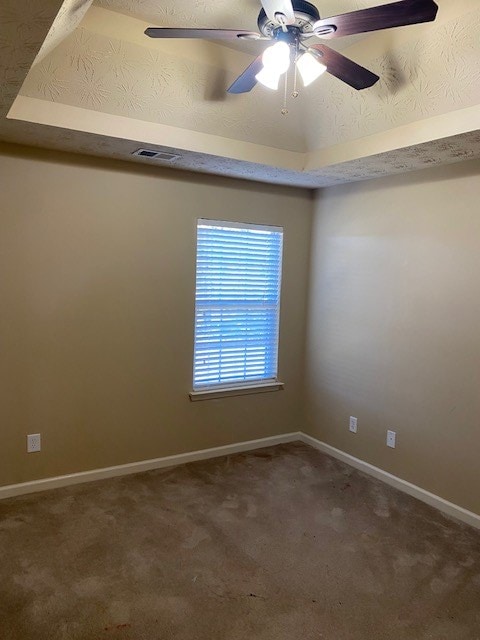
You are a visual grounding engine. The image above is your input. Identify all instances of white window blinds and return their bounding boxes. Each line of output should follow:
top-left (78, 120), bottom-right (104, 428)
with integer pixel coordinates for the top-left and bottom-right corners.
top-left (193, 219), bottom-right (283, 390)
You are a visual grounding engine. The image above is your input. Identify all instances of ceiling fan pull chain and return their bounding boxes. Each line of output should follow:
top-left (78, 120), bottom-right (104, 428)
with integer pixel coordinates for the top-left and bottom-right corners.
top-left (281, 70), bottom-right (289, 115)
top-left (292, 54), bottom-right (299, 98)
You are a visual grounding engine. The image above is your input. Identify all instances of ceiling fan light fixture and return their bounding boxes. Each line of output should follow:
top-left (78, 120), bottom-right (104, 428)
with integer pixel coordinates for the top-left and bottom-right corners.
top-left (145, 0), bottom-right (439, 95)
top-left (296, 51), bottom-right (327, 87)
top-left (255, 66), bottom-right (282, 90)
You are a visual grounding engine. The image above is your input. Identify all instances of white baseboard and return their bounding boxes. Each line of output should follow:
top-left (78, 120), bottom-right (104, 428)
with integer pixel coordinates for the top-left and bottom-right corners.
top-left (299, 433), bottom-right (480, 531)
top-left (2, 430), bottom-right (479, 531)
top-left (0, 432), bottom-right (301, 501)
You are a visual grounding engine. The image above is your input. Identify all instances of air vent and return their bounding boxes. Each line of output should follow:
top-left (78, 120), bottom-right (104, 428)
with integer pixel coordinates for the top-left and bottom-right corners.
top-left (132, 149), bottom-right (180, 161)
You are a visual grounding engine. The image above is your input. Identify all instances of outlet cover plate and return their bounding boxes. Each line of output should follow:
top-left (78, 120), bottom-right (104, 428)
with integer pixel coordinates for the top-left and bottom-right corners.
top-left (387, 430), bottom-right (396, 448)
top-left (27, 433), bottom-right (41, 453)
top-left (349, 416), bottom-right (358, 433)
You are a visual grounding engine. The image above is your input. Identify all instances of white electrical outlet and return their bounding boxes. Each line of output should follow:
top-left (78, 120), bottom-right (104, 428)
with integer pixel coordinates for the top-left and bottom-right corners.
top-left (387, 430), bottom-right (396, 448)
top-left (27, 433), bottom-right (41, 453)
top-left (349, 416), bottom-right (358, 433)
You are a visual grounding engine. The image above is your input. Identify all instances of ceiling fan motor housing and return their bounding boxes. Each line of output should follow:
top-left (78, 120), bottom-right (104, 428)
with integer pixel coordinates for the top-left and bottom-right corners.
top-left (257, 0), bottom-right (320, 37)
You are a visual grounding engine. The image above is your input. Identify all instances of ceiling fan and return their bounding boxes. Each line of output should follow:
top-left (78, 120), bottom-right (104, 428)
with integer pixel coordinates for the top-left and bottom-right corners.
top-left (145, 0), bottom-right (438, 100)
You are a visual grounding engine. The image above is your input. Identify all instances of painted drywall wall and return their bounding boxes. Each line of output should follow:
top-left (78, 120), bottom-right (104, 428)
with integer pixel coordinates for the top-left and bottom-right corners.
top-left (305, 159), bottom-right (480, 515)
top-left (0, 143), bottom-right (312, 487)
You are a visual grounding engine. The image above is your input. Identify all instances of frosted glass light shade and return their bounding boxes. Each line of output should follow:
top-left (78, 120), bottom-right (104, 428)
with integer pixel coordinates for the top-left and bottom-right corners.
top-left (255, 67), bottom-right (281, 90)
top-left (262, 41), bottom-right (291, 75)
top-left (297, 52), bottom-right (327, 87)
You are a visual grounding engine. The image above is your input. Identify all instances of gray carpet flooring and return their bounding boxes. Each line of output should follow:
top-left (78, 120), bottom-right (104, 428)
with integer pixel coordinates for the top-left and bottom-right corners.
top-left (1, 442), bottom-right (479, 639)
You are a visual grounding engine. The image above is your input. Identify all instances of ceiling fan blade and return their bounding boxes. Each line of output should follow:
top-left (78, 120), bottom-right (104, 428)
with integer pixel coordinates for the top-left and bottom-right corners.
top-left (227, 55), bottom-right (264, 94)
top-left (145, 27), bottom-right (261, 40)
top-left (312, 0), bottom-right (438, 39)
top-left (260, 0), bottom-right (296, 25)
top-left (309, 44), bottom-right (379, 90)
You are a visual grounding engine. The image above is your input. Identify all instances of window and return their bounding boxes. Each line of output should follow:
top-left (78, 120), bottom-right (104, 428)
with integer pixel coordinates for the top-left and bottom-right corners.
top-left (191, 219), bottom-right (284, 398)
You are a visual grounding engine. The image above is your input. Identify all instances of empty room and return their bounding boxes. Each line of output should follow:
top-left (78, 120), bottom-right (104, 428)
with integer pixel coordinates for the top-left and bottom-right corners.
top-left (1, 0), bottom-right (479, 638)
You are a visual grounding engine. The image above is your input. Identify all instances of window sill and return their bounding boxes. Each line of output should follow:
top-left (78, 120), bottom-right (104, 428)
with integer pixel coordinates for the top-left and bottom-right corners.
top-left (189, 381), bottom-right (284, 402)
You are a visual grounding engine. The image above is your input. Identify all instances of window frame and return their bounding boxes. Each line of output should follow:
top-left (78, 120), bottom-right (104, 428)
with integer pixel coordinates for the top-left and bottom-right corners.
top-left (190, 218), bottom-right (285, 401)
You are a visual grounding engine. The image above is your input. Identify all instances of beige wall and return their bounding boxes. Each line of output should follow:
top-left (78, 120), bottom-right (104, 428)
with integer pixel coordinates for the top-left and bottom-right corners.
top-left (305, 160), bottom-right (480, 514)
top-left (3, 140), bottom-right (479, 517)
top-left (0, 143), bottom-right (312, 487)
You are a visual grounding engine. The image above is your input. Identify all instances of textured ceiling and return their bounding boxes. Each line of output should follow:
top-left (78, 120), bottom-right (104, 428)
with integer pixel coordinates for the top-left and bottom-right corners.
top-left (0, 0), bottom-right (479, 188)
top-left (96, 0), bottom-right (261, 30)
top-left (35, 0), bottom-right (94, 64)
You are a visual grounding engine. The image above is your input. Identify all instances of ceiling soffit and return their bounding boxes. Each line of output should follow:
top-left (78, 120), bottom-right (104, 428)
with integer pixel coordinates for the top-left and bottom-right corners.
top-left (0, 0), bottom-right (65, 118)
